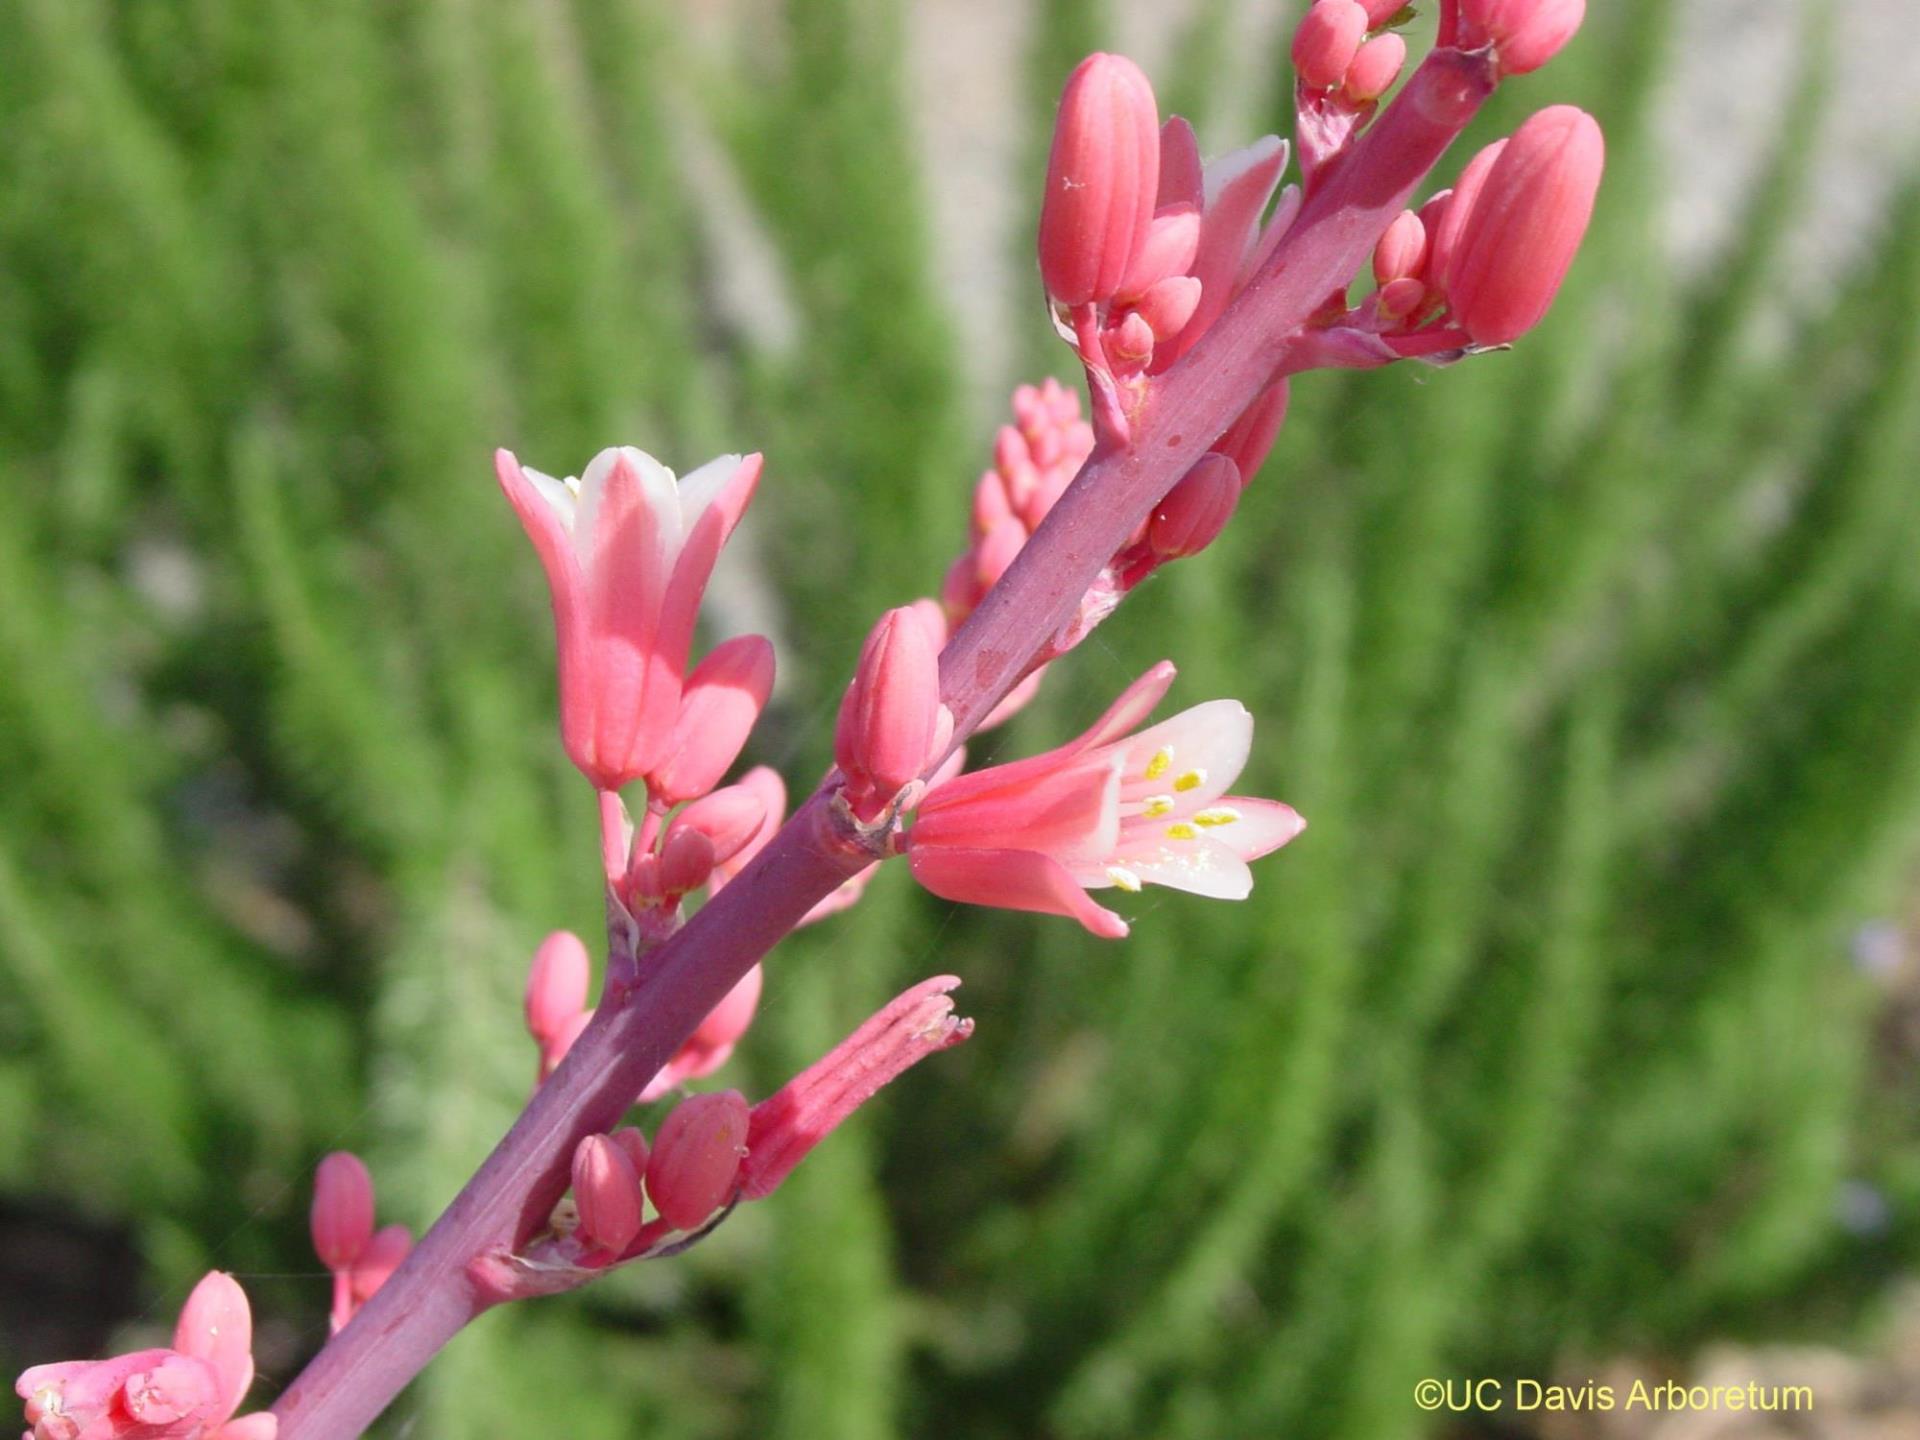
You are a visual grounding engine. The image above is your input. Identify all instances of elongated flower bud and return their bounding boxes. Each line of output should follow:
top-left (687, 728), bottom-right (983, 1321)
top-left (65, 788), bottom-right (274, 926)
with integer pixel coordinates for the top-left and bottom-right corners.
top-left (1038, 54), bottom-right (1161, 307)
top-left (1292, 0), bottom-right (1369, 91)
top-left (1150, 454), bottom-right (1243, 560)
top-left (1446, 105), bottom-right (1603, 345)
top-left (648, 634), bottom-right (775, 806)
top-left (646, 1090), bottom-right (749, 1230)
top-left (836, 606), bottom-right (951, 821)
top-left (524, 930), bottom-right (591, 1048)
top-left (1459, 0), bottom-right (1585, 76)
top-left (310, 1152), bottom-right (375, 1271)
top-left (572, 1134), bottom-right (645, 1254)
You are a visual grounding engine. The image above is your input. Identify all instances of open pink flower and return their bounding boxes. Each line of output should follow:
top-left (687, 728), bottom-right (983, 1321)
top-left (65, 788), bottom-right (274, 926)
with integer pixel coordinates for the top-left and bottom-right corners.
top-left (907, 663), bottom-right (1303, 937)
top-left (17, 1272), bottom-right (274, 1440)
top-left (496, 446), bottom-right (763, 793)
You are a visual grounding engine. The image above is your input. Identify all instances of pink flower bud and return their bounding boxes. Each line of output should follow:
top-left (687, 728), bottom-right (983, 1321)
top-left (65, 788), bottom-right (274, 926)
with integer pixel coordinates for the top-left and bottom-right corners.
top-left (647, 634), bottom-right (775, 806)
top-left (1038, 54), bottom-right (1161, 307)
top-left (1459, 0), bottom-right (1585, 75)
top-left (349, 1225), bottom-right (412, 1304)
top-left (1133, 276), bottom-right (1203, 342)
top-left (310, 1152), bottom-right (375, 1272)
top-left (571, 1134), bottom-right (645, 1253)
top-left (1445, 105), bottom-right (1603, 345)
top-left (1116, 206), bottom-right (1201, 300)
top-left (835, 607), bottom-right (950, 820)
top-left (1372, 209), bottom-right (1429, 284)
top-left (740, 978), bottom-right (973, 1200)
top-left (657, 825), bottom-right (716, 897)
top-left (667, 785), bottom-right (769, 868)
top-left (1212, 380), bottom-right (1291, 480)
top-left (1427, 138), bottom-right (1507, 294)
top-left (691, 964), bottom-right (763, 1053)
top-left (1292, 0), bottom-right (1369, 91)
top-left (645, 1090), bottom-right (749, 1229)
top-left (1343, 31), bottom-right (1406, 102)
top-left (1358, 0), bottom-right (1406, 20)
top-left (523, 930), bottom-right (591, 1048)
top-left (1150, 454), bottom-right (1243, 559)
top-left (609, 1125), bottom-right (650, 1178)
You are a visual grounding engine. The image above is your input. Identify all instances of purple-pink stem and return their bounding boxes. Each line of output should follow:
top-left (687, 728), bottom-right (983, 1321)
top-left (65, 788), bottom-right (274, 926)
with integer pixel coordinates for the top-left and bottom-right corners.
top-left (268, 45), bottom-right (1493, 1440)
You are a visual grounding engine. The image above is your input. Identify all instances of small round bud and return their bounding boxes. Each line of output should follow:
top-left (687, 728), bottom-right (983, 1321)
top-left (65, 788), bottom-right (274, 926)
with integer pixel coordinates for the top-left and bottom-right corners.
top-left (1372, 210), bottom-right (1429, 285)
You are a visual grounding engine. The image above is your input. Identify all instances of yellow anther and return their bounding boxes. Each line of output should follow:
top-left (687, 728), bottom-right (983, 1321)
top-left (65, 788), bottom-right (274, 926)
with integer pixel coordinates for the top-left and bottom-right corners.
top-left (1142, 795), bottom-right (1175, 817)
top-left (1165, 822), bottom-right (1200, 841)
top-left (1144, 746), bottom-right (1174, 781)
top-left (1173, 768), bottom-right (1207, 792)
top-left (1194, 806), bottom-right (1241, 827)
top-left (1107, 865), bottom-right (1143, 893)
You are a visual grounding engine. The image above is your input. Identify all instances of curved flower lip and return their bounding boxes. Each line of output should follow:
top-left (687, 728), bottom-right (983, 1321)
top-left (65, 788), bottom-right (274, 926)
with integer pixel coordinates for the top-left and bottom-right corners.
top-left (496, 447), bottom-right (763, 792)
top-left (907, 662), bottom-right (1303, 936)
top-left (909, 846), bottom-right (1131, 938)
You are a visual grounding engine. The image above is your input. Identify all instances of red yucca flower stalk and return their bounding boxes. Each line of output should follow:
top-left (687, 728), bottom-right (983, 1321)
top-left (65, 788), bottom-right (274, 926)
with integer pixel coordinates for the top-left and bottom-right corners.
top-left (18, 4), bottom-right (1602, 1436)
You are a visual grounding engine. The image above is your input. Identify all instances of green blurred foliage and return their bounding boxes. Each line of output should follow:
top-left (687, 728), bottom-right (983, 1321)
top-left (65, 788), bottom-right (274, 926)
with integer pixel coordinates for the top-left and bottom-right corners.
top-left (2, 0), bottom-right (1918, 1436)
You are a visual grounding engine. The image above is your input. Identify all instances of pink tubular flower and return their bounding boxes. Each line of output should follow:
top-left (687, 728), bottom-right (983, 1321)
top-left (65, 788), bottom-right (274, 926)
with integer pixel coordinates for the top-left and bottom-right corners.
top-left (907, 663), bottom-right (1304, 938)
top-left (645, 1091), bottom-right (750, 1230)
top-left (1444, 105), bottom-right (1603, 345)
top-left (835, 606), bottom-right (953, 822)
top-left (1038, 54), bottom-right (1161, 307)
top-left (495, 446), bottom-right (763, 793)
top-left (740, 976), bottom-right (973, 1200)
top-left (16, 1273), bottom-right (273, 1440)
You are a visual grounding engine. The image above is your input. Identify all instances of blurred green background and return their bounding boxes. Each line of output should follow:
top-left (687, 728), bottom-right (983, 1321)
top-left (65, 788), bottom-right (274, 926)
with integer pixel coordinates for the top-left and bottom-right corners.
top-left (4, 0), bottom-right (1919, 1436)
